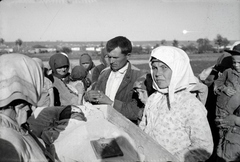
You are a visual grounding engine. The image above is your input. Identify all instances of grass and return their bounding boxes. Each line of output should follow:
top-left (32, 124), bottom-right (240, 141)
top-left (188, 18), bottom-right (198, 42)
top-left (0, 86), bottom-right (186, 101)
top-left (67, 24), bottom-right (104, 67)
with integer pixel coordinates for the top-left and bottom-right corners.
top-left (26, 52), bottom-right (222, 76)
top-left (131, 53), bottom-right (220, 76)
top-left (133, 60), bottom-right (216, 76)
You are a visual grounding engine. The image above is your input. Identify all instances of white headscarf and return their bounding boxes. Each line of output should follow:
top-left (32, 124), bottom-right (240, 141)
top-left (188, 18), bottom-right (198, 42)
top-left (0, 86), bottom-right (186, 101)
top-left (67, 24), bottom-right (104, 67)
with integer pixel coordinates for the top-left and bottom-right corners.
top-left (149, 46), bottom-right (196, 104)
top-left (0, 54), bottom-right (43, 107)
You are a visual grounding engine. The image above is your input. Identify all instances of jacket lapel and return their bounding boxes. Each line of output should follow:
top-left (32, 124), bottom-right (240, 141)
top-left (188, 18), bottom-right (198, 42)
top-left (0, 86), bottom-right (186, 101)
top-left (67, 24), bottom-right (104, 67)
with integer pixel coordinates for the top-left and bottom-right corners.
top-left (101, 69), bottom-right (111, 93)
top-left (116, 63), bottom-right (132, 94)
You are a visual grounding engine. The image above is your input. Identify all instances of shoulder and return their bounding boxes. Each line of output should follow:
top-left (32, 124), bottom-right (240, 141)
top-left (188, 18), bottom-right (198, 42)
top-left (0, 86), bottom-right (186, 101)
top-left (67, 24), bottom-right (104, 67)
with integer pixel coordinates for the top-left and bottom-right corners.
top-left (95, 64), bottom-right (105, 70)
top-left (224, 68), bottom-right (233, 74)
top-left (99, 66), bottom-right (111, 75)
top-left (177, 91), bottom-right (207, 114)
top-left (226, 68), bottom-right (233, 72)
top-left (129, 63), bottom-right (141, 71)
top-left (128, 63), bottom-right (146, 77)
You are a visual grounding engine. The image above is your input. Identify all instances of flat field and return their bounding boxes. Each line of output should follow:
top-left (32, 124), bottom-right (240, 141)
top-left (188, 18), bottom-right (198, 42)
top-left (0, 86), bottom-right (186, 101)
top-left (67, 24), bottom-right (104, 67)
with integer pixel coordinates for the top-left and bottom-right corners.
top-left (29, 52), bottom-right (222, 76)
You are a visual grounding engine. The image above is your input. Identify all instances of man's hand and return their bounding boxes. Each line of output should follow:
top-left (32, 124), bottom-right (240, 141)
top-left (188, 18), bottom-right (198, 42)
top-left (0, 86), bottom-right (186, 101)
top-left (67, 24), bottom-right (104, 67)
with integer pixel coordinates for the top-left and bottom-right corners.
top-left (84, 90), bottom-right (101, 103)
top-left (97, 91), bottom-right (113, 105)
top-left (84, 90), bottom-right (113, 105)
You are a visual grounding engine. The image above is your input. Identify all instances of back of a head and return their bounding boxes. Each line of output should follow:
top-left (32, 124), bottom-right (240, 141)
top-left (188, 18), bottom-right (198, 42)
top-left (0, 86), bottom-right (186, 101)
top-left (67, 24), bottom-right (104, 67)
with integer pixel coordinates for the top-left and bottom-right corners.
top-left (106, 36), bottom-right (132, 54)
top-left (0, 54), bottom-right (43, 108)
top-left (70, 65), bottom-right (87, 81)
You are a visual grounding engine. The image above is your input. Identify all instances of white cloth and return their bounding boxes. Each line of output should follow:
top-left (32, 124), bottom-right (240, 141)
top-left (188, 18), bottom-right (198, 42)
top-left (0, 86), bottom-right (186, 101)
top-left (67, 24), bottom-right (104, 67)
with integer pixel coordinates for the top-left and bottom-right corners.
top-left (0, 54), bottom-right (43, 107)
top-left (149, 46), bottom-right (197, 105)
top-left (105, 63), bottom-right (129, 101)
top-left (54, 104), bottom-right (143, 162)
top-left (139, 91), bottom-right (213, 162)
top-left (0, 114), bottom-right (48, 162)
top-left (140, 46), bottom-right (213, 161)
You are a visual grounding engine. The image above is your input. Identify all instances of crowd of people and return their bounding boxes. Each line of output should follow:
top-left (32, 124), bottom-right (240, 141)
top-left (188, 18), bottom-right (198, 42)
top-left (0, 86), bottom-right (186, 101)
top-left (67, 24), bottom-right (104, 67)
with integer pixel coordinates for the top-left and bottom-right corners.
top-left (1, 35), bottom-right (240, 162)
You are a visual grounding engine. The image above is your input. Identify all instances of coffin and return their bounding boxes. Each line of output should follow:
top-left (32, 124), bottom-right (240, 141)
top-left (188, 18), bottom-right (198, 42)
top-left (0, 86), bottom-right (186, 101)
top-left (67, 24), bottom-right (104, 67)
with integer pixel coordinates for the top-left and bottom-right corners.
top-left (94, 104), bottom-right (178, 161)
top-left (53, 103), bottom-right (178, 161)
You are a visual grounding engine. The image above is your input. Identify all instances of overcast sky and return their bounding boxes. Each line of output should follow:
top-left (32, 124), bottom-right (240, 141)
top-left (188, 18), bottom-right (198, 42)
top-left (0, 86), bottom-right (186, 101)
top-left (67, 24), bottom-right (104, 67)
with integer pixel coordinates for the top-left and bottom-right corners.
top-left (0, 0), bottom-right (239, 42)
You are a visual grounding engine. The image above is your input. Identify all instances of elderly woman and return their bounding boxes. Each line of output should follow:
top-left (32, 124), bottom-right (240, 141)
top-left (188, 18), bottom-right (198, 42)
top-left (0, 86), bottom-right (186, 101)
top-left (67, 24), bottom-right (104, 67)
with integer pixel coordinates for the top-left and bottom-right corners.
top-left (0, 54), bottom-right (49, 161)
top-left (139, 46), bottom-right (213, 162)
top-left (49, 53), bottom-right (84, 106)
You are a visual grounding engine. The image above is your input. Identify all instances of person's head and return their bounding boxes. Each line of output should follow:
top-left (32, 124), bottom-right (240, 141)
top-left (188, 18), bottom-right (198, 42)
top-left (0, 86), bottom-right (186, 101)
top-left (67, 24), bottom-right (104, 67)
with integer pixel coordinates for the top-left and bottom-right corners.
top-left (0, 54), bottom-right (43, 126)
top-left (214, 53), bottom-right (232, 73)
top-left (79, 53), bottom-right (94, 71)
top-left (100, 48), bottom-right (110, 67)
top-left (225, 43), bottom-right (240, 73)
top-left (106, 36), bottom-right (132, 72)
top-left (49, 53), bottom-right (70, 79)
top-left (149, 46), bottom-right (196, 102)
top-left (151, 58), bottom-right (172, 89)
top-left (70, 65), bottom-right (88, 81)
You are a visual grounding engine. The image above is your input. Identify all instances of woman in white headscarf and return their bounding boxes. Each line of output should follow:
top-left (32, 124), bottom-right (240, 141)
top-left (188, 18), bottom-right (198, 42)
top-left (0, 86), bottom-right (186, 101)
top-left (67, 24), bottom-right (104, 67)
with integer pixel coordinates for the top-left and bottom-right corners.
top-left (139, 46), bottom-right (213, 162)
top-left (0, 54), bottom-right (49, 161)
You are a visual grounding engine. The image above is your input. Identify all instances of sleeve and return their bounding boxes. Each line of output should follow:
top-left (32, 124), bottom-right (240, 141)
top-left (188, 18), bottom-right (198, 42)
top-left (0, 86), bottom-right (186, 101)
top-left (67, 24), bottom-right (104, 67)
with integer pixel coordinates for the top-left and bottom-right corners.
top-left (54, 79), bottom-right (79, 105)
top-left (45, 78), bottom-right (53, 90)
top-left (75, 81), bottom-right (85, 94)
top-left (139, 103), bottom-right (149, 130)
top-left (92, 66), bottom-right (101, 83)
top-left (175, 98), bottom-right (213, 161)
top-left (0, 138), bottom-right (22, 162)
top-left (203, 65), bottom-right (219, 87)
top-left (214, 70), bottom-right (228, 94)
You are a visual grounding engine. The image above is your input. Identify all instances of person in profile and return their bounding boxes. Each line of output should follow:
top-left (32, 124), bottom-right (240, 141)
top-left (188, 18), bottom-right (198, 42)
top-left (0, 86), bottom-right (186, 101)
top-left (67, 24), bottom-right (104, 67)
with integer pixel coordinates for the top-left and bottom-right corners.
top-left (84, 36), bottom-right (146, 124)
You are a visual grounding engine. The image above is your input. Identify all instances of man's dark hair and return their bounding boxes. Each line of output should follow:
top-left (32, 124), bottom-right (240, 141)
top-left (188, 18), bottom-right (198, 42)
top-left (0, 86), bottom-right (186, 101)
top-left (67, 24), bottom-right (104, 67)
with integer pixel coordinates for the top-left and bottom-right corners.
top-left (106, 36), bottom-right (132, 55)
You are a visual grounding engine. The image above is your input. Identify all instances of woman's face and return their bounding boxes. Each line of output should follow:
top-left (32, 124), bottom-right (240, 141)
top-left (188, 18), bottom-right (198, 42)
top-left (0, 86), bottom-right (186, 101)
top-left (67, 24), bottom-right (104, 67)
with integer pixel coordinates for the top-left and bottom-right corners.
top-left (81, 63), bottom-right (90, 70)
top-left (151, 61), bottom-right (172, 89)
top-left (56, 65), bottom-right (68, 76)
